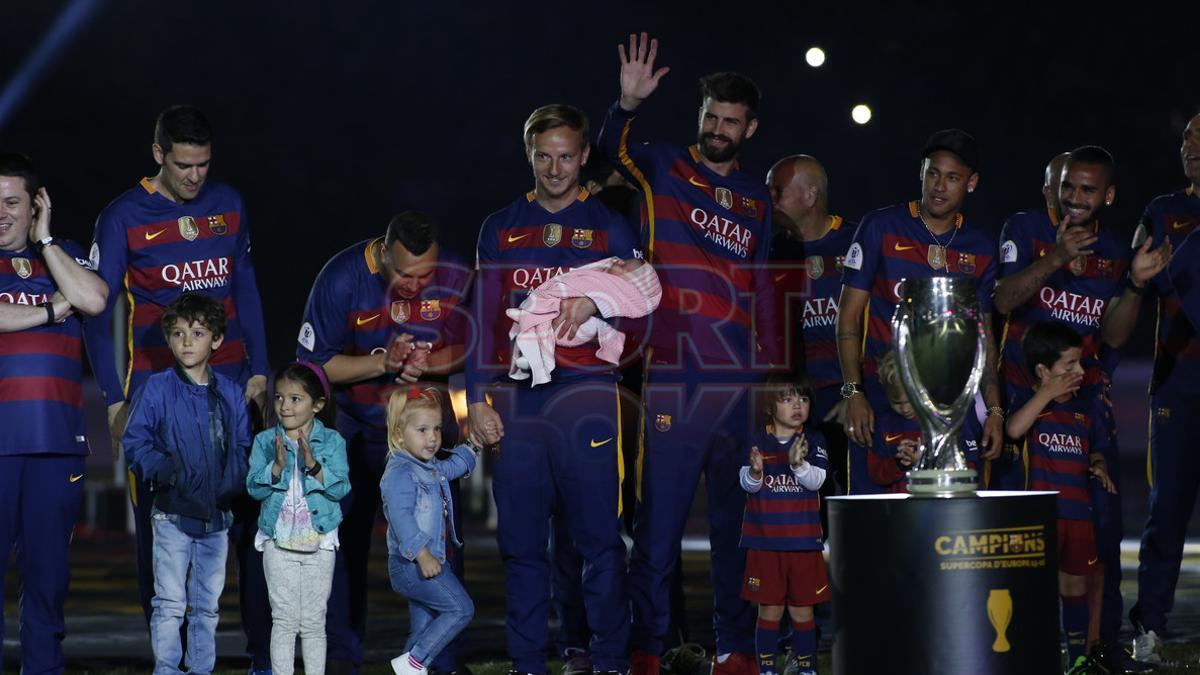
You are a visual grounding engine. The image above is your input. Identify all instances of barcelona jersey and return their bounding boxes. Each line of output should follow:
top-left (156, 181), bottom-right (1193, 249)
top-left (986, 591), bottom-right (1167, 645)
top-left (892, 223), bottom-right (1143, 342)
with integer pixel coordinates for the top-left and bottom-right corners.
top-left (1015, 391), bottom-right (1108, 521)
top-left (740, 428), bottom-right (827, 551)
top-left (1143, 187), bottom-right (1200, 393)
top-left (86, 179), bottom-right (269, 403)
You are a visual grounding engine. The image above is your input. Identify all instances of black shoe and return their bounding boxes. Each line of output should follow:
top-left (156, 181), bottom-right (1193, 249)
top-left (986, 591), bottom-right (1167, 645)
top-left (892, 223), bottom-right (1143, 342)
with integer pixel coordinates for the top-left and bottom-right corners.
top-left (1092, 641), bottom-right (1156, 674)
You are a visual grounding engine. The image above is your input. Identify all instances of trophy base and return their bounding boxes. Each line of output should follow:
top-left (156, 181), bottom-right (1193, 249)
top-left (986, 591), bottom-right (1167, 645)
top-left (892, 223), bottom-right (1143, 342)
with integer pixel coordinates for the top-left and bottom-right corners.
top-left (906, 469), bottom-right (978, 498)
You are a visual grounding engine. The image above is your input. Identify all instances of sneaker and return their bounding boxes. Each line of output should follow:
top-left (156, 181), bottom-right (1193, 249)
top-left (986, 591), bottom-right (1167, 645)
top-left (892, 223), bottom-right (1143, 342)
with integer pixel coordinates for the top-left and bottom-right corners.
top-left (561, 649), bottom-right (593, 675)
top-left (1090, 641), bottom-right (1155, 674)
top-left (711, 652), bottom-right (759, 675)
top-left (392, 653), bottom-right (429, 675)
top-left (1065, 654), bottom-right (1103, 675)
top-left (1130, 629), bottom-right (1164, 665)
top-left (780, 656), bottom-right (815, 675)
top-left (631, 650), bottom-right (662, 675)
top-left (662, 643), bottom-right (707, 675)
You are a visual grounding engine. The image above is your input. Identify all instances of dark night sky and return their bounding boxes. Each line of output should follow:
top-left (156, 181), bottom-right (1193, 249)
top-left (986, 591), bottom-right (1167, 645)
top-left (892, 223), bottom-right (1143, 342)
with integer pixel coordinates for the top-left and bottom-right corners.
top-left (2, 1), bottom-right (1194, 363)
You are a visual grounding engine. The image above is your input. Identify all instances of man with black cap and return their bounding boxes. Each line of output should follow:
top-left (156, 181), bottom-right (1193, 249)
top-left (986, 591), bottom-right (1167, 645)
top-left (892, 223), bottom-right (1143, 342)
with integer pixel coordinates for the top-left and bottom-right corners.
top-left (835, 129), bottom-right (1004, 494)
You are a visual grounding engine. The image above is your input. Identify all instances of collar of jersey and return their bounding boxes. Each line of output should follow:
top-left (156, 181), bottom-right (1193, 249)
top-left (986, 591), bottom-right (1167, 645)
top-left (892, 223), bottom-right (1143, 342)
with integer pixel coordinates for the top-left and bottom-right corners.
top-left (908, 201), bottom-right (963, 228)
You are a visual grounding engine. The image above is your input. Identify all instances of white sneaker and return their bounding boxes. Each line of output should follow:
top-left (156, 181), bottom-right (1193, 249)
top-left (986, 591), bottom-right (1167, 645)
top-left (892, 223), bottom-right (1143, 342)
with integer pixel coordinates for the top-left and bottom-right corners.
top-left (392, 652), bottom-right (428, 675)
top-left (1131, 629), bottom-right (1164, 664)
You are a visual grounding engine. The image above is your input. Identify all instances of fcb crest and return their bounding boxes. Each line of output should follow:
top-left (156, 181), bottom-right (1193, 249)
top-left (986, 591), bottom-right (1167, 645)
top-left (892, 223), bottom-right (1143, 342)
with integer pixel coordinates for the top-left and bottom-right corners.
top-left (805, 255), bottom-right (824, 280)
top-left (571, 228), bottom-right (594, 249)
top-left (715, 187), bottom-right (733, 210)
top-left (958, 252), bottom-right (976, 274)
top-left (12, 257), bottom-right (32, 279)
top-left (654, 413), bottom-right (672, 432)
top-left (835, 255), bottom-right (845, 272)
top-left (1069, 256), bottom-right (1086, 277)
top-left (178, 216), bottom-right (199, 241)
top-left (207, 214), bottom-right (228, 235)
top-left (1074, 412), bottom-right (1087, 425)
top-left (419, 299), bottom-right (442, 321)
top-left (543, 223), bottom-right (563, 247)
top-left (1096, 258), bottom-right (1114, 278)
top-left (747, 577), bottom-right (761, 591)
top-left (390, 300), bottom-right (410, 324)
top-left (739, 195), bottom-right (757, 215)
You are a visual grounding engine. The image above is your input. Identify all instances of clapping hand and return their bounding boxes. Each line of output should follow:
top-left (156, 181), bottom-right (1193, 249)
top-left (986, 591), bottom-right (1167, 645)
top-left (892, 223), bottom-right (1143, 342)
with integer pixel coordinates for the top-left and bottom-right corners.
top-left (748, 446), bottom-right (763, 481)
top-left (272, 431), bottom-right (287, 479)
top-left (788, 434), bottom-right (809, 469)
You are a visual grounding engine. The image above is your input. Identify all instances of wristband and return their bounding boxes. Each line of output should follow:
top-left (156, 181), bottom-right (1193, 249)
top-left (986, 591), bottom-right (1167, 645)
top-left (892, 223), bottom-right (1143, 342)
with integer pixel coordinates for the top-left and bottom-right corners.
top-left (33, 236), bottom-right (56, 253)
top-left (986, 406), bottom-right (1005, 418)
top-left (304, 460), bottom-right (322, 477)
top-left (1126, 276), bottom-right (1146, 296)
top-left (39, 301), bottom-right (55, 324)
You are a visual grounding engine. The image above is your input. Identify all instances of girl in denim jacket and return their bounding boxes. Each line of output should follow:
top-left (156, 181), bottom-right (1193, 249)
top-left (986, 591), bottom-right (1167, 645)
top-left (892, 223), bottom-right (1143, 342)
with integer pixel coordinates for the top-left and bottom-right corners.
top-left (381, 387), bottom-right (480, 675)
top-left (247, 362), bottom-right (350, 675)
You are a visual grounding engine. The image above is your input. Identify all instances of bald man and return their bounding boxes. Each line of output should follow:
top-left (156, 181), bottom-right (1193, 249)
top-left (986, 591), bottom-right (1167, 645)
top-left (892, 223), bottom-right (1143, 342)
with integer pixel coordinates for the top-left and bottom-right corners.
top-left (766, 155), bottom-right (855, 494)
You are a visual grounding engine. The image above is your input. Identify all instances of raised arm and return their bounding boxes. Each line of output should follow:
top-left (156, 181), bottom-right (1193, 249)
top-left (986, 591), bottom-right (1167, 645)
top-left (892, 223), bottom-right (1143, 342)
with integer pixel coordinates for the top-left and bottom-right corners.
top-left (993, 215), bottom-right (1094, 314)
top-left (31, 189), bottom-right (107, 315)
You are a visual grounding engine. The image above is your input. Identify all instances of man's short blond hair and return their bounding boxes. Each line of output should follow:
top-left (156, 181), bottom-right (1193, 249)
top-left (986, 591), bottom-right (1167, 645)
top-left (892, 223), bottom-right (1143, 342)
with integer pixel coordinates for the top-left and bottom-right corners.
top-left (523, 104), bottom-right (589, 152)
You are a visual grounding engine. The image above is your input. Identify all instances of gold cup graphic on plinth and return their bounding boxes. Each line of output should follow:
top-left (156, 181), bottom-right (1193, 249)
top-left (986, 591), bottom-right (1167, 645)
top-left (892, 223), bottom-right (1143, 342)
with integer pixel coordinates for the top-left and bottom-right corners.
top-left (987, 589), bottom-right (1013, 653)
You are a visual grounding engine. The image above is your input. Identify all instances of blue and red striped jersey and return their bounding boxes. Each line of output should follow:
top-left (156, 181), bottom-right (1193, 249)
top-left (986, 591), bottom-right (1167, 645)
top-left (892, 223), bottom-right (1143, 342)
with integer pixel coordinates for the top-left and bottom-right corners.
top-left (298, 239), bottom-right (470, 439)
top-left (1016, 391), bottom-right (1107, 521)
top-left (86, 179), bottom-right (269, 404)
top-left (0, 240), bottom-right (92, 456)
top-left (769, 218), bottom-right (856, 390)
top-left (997, 208), bottom-right (1128, 403)
top-left (841, 202), bottom-right (997, 382)
top-left (464, 190), bottom-right (639, 402)
top-left (597, 102), bottom-right (780, 371)
top-left (868, 406), bottom-right (982, 493)
top-left (1143, 187), bottom-right (1200, 393)
top-left (740, 428), bottom-right (827, 551)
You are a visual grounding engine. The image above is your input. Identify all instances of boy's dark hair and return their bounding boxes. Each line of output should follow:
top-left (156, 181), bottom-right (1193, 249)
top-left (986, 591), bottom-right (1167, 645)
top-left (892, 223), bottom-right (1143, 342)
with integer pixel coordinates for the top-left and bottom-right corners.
top-left (154, 105), bottom-right (213, 154)
top-left (1021, 321), bottom-right (1082, 376)
top-left (699, 72), bottom-right (762, 119)
top-left (0, 153), bottom-right (40, 200)
top-left (384, 211), bottom-right (438, 256)
top-left (756, 372), bottom-right (814, 420)
top-left (161, 293), bottom-right (226, 338)
top-left (273, 362), bottom-right (337, 428)
top-left (1066, 144), bottom-right (1115, 183)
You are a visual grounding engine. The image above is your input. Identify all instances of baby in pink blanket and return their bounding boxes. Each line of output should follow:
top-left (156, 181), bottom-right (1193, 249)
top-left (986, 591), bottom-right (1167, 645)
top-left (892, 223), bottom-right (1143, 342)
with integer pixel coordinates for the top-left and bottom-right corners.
top-left (506, 257), bottom-right (661, 386)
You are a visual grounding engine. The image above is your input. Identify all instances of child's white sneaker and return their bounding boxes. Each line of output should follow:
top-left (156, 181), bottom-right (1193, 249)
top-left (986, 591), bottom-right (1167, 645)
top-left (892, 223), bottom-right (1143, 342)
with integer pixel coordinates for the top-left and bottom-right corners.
top-left (392, 652), bottom-right (428, 675)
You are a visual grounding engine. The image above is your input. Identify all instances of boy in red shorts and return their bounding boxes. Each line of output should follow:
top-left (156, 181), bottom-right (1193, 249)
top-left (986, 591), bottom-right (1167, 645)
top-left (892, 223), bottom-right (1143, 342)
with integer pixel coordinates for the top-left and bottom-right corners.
top-left (740, 375), bottom-right (829, 675)
top-left (1006, 321), bottom-right (1116, 672)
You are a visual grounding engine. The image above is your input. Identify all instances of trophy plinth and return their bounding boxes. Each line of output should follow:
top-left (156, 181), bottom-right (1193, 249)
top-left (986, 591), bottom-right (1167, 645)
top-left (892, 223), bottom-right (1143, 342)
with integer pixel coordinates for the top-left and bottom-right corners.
top-left (891, 276), bottom-right (986, 498)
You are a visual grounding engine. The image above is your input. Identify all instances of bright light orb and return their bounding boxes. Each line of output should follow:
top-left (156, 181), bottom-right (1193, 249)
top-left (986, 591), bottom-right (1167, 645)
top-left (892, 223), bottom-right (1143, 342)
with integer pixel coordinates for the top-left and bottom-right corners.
top-left (805, 47), bottom-right (826, 68)
top-left (851, 104), bottom-right (872, 125)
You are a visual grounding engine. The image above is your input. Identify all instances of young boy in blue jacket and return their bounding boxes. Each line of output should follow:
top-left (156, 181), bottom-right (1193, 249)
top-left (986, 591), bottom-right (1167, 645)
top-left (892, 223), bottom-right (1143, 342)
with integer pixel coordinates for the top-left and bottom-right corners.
top-left (123, 293), bottom-right (251, 674)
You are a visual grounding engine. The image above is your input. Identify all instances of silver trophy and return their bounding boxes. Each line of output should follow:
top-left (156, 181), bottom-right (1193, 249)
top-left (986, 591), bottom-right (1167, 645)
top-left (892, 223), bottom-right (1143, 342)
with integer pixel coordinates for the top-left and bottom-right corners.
top-left (891, 276), bottom-right (986, 497)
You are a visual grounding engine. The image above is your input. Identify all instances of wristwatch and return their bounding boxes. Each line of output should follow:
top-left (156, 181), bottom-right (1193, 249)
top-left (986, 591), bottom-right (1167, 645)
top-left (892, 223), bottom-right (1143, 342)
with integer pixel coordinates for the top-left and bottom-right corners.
top-left (33, 236), bottom-right (57, 253)
top-left (840, 382), bottom-right (863, 399)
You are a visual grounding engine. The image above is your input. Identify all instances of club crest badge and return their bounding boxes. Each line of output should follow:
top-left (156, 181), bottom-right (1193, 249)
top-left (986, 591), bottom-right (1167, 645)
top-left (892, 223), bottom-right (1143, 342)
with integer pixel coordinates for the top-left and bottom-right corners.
top-left (654, 413), bottom-right (672, 432)
top-left (178, 216), bottom-right (199, 241)
top-left (747, 577), bottom-right (761, 591)
top-left (958, 252), bottom-right (976, 274)
top-left (543, 223), bottom-right (563, 247)
top-left (390, 300), bottom-right (410, 324)
top-left (571, 228), bottom-right (594, 249)
top-left (12, 257), bottom-right (31, 279)
top-left (1096, 258), bottom-right (1114, 278)
top-left (419, 299), bottom-right (441, 321)
top-left (805, 255), bottom-right (824, 280)
top-left (715, 187), bottom-right (733, 210)
top-left (207, 214), bottom-right (228, 235)
top-left (835, 255), bottom-right (845, 272)
top-left (740, 195), bottom-right (757, 215)
top-left (927, 245), bottom-right (946, 270)
top-left (1069, 256), bottom-right (1086, 277)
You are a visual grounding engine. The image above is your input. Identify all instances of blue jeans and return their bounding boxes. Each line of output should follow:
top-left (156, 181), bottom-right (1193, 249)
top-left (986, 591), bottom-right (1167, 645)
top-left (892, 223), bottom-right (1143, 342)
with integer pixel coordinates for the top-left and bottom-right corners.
top-left (150, 516), bottom-right (229, 675)
top-left (389, 554), bottom-right (474, 665)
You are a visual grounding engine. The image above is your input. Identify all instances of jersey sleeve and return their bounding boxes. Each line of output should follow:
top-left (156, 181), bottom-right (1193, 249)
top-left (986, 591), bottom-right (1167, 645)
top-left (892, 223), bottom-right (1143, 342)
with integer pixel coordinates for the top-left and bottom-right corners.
top-left (998, 214), bottom-right (1034, 279)
top-left (596, 101), bottom-right (662, 195)
top-left (297, 258), bottom-right (351, 363)
top-left (840, 213), bottom-right (883, 292)
top-left (230, 199), bottom-right (270, 377)
top-left (977, 239), bottom-right (998, 315)
top-left (83, 205), bottom-right (131, 406)
top-left (1142, 201), bottom-right (1170, 299)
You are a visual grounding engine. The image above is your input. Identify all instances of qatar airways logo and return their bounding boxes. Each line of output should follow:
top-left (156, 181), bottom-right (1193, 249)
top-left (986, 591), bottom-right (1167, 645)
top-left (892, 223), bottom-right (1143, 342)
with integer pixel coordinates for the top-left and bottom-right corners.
top-left (690, 207), bottom-right (752, 259)
top-left (161, 257), bottom-right (231, 292)
top-left (511, 265), bottom-right (572, 289)
top-left (1036, 432), bottom-right (1084, 456)
top-left (0, 290), bottom-right (50, 305)
top-left (1039, 287), bottom-right (1104, 328)
top-left (763, 472), bottom-right (803, 493)
top-left (802, 296), bottom-right (838, 329)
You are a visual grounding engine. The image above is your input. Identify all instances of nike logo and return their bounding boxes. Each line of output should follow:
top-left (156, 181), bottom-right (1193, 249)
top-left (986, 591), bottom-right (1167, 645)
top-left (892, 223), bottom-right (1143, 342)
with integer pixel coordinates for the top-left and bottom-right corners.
top-left (687, 176), bottom-right (710, 189)
top-left (69, 473), bottom-right (84, 483)
top-left (507, 233), bottom-right (531, 243)
top-left (884, 433), bottom-right (904, 442)
top-left (590, 437), bottom-right (613, 448)
top-left (1087, 557), bottom-right (1098, 566)
top-left (893, 242), bottom-right (915, 251)
top-left (356, 314), bottom-right (380, 326)
top-left (815, 584), bottom-right (828, 594)
top-left (145, 229), bottom-right (166, 240)
top-left (1173, 221), bottom-right (1191, 230)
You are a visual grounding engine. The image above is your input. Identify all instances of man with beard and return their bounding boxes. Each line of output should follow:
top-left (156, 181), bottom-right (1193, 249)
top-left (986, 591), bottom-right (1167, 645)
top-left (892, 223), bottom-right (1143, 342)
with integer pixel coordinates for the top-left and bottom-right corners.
top-left (596, 33), bottom-right (779, 675)
top-left (86, 104), bottom-right (273, 672)
top-left (837, 130), bottom-right (1004, 492)
top-left (466, 103), bottom-right (640, 675)
top-left (297, 210), bottom-right (472, 673)
top-left (766, 155), bottom-right (855, 496)
top-left (992, 146), bottom-right (1166, 672)
top-left (1107, 113), bottom-right (1200, 666)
